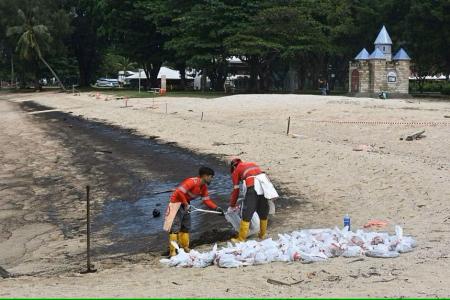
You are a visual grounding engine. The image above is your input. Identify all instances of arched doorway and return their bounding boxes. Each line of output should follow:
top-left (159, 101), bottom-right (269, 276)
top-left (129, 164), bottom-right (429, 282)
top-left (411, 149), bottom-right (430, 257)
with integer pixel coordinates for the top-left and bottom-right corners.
top-left (351, 69), bottom-right (360, 92)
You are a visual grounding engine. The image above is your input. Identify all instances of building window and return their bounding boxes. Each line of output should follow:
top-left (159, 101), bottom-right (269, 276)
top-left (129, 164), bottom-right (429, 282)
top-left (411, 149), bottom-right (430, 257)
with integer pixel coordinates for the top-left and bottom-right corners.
top-left (387, 71), bottom-right (397, 82)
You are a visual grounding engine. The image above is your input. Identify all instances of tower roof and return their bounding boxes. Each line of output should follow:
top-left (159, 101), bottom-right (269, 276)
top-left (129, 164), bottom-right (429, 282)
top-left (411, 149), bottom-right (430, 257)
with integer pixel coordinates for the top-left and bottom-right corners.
top-left (374, 25), bottom-right (392, 45)
top-left (369, 48), bottom-right (386, 60)
top-left (354, 48), bottom-right (370, 60)
top-left (393, 48), bottom-right (411, 60)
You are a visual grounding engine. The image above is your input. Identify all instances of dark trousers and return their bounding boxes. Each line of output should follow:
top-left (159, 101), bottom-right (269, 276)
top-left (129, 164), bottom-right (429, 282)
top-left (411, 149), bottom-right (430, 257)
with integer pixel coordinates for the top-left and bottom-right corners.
top-left (169, 205), bottom-right (191, 233)
top-left (242, 186), bottom-right (269, 222)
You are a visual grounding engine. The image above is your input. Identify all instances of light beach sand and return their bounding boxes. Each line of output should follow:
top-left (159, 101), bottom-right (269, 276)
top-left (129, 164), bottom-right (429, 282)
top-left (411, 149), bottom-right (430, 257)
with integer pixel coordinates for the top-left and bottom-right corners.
top-left (0, 91), bottom-right (449, 297)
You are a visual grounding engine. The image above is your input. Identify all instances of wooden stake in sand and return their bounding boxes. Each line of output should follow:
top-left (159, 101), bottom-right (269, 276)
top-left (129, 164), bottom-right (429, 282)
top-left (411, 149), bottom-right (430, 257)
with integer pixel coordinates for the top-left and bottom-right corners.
top-left (81, 185), bottom-right (96, 274)
top-left (286, 116), bottom-right (291, 135)
top-left (201, 112), bottom-right (204, 121)
top-left (165, 103), bottom-right (168, 114)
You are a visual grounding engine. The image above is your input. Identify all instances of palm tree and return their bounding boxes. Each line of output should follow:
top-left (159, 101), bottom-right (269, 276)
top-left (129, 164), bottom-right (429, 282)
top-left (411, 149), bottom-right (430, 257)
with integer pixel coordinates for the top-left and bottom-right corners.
top-left (115, 56), bottom-right (137, 85)
top-left (6, 8), bottom-right (65, 90)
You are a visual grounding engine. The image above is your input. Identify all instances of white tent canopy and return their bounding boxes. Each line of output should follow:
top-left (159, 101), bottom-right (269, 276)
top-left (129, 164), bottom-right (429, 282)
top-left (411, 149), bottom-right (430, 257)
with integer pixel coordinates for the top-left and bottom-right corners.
top-left (409, 74), bottom-right (447, 80)
top-left (124, 67), bottom-right (194, 80)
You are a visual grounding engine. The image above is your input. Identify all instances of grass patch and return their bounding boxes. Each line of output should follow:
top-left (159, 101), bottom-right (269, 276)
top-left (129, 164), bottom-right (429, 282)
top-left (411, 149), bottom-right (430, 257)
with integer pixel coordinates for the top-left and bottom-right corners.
top-left (0, 88), bottom-right (40, 93)
top-left (75, 87), bottom-right (227, 99)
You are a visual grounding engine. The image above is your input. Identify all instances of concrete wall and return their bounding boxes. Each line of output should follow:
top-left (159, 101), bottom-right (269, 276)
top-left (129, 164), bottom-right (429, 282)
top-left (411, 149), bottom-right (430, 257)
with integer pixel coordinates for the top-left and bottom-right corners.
top-left (359, 61), bottom-right (370, 93)
top-left (348, 62), bottom-right (357, 93)
top-left (396, 60), bottom-right (410, 94)
top-left (348, 61), bottom-right (370, 93)
top-left (383, 61), bottom-right (410, 94)
top-left (369, 59), bottom-right (387, 93)
top-left (385, 62), bottom-right (399, 93)
top-left (348, 58), bottom-right (410, 96)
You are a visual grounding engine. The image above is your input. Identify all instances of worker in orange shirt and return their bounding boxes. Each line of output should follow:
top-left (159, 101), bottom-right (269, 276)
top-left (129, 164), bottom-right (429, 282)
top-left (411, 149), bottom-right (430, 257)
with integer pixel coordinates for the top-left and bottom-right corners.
top-left (229, 158), bottom-right (269, 242)
top-left (164, 166), bottom-right (224, 256)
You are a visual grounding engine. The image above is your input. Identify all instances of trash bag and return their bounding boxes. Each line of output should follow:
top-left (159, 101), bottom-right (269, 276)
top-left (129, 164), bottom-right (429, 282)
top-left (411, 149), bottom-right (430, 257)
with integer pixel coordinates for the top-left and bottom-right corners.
top-left (366, 249), bottom-right (400, 258)
top-left (299, 250), bottom-right (328, 263)
top-left (390, 225), bottom-right (417, 253)
top-left (161, 225), bottom-right (416, 268)
top-left (216, 253), bottom-right (242, 268)
top-left (342, 246), bottom-right (364, 257)
top-left (225, 204), bottom-right (260, 236)
top-left (159, 242), bottom-right (193, 267)
top-left (254, 251), bottom-right (269, 265)
top-left (191, 244), bottom-right (217, 268)
top-left (365, 244), bottom-right (400, 258)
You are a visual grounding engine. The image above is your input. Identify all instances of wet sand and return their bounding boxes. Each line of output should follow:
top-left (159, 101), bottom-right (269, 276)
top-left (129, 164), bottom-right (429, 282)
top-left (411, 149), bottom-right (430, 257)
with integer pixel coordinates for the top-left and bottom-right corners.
top-left (0, 98), bottom-right (276, 276)
top-left (0, 91), bottom-right (449, 297)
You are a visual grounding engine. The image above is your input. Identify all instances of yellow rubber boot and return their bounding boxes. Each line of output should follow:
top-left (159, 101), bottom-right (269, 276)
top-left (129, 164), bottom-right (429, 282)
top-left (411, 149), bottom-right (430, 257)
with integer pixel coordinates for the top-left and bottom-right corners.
top-left (169, 233), bottom-right (178, 257)
top-left (231, 220), bottom-right (250, 243)
top-left (178, 232), bottom-right (190, 252)
top-left (259, 219), bottom-right (268, 239)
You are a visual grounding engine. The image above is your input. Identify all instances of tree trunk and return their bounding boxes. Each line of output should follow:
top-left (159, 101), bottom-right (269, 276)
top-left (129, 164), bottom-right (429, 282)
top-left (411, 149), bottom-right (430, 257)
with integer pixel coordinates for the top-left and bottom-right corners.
top-left (38, 55), bottom-right (66, 91)
top-left (247, 56), bottom-right (259, 93)
top-left (299, 66), bottom-right (306, 90)
top-left (10, 52), bottom-right (14, 87)
top-left (179, 69), bottom-right (186, 90)
top-left (143, 66), bottom-right (150, 90)
top-left (78, 65), bottom-right (89, 87)
top-left (33, 60), bottom-right (42, 92)
top-left (149, 62), bottom-right (162, 89)
top-left (211, 62), bottom-right (227, 92)
top-left (201, 69), bottom-right (207, 91)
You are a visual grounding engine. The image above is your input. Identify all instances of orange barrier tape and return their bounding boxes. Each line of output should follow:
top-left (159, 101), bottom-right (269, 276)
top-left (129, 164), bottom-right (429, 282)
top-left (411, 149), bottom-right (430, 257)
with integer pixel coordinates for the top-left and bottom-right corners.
top-left (298, 119), bottom-right (450, 126)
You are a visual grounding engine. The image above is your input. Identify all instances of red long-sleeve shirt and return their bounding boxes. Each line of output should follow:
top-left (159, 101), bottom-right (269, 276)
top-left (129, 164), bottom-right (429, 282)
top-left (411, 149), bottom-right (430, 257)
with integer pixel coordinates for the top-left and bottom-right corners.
top-left (170, 177), bottom-right (217, 209)
top-left (229, 161), bottom-right (262, 207)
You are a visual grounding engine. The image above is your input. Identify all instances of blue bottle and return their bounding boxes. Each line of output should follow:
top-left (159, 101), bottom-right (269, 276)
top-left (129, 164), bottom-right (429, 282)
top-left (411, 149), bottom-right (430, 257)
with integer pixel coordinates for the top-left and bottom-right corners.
top-left (344, 214), bottom-right (351, 231)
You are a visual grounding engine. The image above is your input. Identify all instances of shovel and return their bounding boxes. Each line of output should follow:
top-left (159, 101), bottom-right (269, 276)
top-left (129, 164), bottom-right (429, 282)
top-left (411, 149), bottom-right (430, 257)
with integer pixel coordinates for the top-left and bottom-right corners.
top-left (189, 205), bottom-right (225, 215)
top-left (152, 189), bottom-right (174, 195)
top-left (153, 189), bottom-right (217, 195)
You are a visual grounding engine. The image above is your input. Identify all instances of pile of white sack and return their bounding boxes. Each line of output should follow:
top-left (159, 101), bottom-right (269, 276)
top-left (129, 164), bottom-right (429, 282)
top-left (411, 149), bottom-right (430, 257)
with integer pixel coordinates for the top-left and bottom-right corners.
top-left (160, 225), bottom-right (416, 268)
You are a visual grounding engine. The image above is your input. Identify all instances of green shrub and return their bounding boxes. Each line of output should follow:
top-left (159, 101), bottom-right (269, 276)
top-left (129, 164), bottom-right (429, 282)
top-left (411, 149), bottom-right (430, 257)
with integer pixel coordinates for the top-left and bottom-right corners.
top-left (442, 84), bottom-right (450, 95)
top-left (410, 79), bottom-right (450, 94)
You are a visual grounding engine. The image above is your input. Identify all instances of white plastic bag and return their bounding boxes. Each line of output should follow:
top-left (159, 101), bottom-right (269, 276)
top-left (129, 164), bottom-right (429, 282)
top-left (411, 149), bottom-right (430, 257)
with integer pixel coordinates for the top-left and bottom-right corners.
top-left (342, 246), bottom-right (364, 257)
top-left (159, 242), bottom-right (192, 267)
top-left (299, 250), bottom-right (328, 263)
top-left (268, 199), bottom-right (276, 215)
top-left (225, 204), bottom-right (260, 236)
top-left (366, 244), bottom-right (399, 258)
top-left (216, 253), bottom-right (242, 268)
top-left (391, 225), bottom-right (416, 253)
top-left (161, 225), bottom-right (416, 268)
top-left (191, 244), bottom-right (217, 268)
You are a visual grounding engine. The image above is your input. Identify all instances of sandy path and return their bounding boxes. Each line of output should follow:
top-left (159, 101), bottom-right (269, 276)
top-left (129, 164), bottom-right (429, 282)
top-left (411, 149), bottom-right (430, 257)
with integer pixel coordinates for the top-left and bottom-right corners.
top-left (0, 91), bottom-right (449, 297)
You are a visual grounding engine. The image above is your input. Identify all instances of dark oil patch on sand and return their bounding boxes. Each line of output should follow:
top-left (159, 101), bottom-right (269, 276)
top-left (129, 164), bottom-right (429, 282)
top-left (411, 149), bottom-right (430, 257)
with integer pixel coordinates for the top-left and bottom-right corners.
top-left (20, 101), bottom-right (297, 258)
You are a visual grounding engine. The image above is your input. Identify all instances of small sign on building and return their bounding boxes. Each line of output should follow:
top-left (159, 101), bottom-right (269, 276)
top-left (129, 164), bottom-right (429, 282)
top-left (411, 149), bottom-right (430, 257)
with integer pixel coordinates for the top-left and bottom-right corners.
top-left (387, 71), bottom-right (397, 83)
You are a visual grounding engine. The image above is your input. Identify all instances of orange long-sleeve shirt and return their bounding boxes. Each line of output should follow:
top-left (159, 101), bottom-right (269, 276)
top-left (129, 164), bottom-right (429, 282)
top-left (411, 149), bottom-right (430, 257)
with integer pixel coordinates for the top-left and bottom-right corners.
top-left (230, 161), bottom-right (262, 207)
top-left (170, 177), bottom-right (217, 209)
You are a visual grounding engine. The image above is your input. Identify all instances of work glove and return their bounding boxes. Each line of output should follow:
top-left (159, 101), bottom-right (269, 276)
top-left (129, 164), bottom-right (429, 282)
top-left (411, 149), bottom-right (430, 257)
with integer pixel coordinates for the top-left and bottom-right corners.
top-left (215, 207), bottom-right (225, 216)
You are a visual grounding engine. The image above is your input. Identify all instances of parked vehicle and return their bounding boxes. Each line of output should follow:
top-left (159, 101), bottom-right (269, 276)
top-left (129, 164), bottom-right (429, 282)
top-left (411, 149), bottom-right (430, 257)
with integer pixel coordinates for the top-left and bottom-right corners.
top-left (96, 78), bottom-right (120, 87)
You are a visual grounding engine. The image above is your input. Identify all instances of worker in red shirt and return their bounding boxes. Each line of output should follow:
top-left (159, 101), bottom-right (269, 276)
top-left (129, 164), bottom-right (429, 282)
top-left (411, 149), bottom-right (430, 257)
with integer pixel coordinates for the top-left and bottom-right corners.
top-left (229, 158), bottom-right (269, 242)
top-left (166, 166), bottom-right (224, 256)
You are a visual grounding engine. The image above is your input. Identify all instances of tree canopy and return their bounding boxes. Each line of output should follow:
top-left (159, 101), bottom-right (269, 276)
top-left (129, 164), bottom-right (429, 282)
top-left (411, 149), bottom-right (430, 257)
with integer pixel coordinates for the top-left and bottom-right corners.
top-left (0, 0), bottom-right (448, 90)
